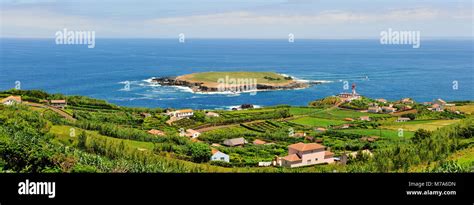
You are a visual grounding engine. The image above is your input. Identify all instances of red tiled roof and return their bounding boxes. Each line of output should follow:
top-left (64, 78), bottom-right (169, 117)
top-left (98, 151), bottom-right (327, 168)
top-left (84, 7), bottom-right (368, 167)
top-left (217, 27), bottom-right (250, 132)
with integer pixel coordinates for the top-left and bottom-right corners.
top-left (324, 151), bottom-right (334, 158)
top-left (50, 99), bottom-right (66, 104)
top-left (282, 154), bottom-right (302, 162)
top-left (1, 96), bottom-right (21, 103)
top-left (253, 139), bottom-right (266, 145)
top-left (211, 149), bottom-right (219, 155)
top-left (288, 142), bottom-right (325, 152)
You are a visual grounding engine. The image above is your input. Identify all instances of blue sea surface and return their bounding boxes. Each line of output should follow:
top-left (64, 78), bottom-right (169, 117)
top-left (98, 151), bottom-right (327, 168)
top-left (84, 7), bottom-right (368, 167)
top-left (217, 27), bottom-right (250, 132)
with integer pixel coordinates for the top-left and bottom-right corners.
top-left (1, 38), bottom-right (473, 109)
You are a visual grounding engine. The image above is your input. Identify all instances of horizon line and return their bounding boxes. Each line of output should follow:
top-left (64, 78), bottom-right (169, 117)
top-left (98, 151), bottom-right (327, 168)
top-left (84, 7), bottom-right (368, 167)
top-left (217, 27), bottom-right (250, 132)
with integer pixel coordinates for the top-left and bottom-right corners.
top-left (1, 36), bottom-right (473, 40)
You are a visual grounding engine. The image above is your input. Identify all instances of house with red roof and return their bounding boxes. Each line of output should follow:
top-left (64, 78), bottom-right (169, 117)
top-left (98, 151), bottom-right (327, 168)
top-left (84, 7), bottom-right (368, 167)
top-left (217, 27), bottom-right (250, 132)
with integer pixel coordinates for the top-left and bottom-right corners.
top-left (279, 142), bottom-right (334, 168)
top-left (1, 96), bottom-right (22, 105)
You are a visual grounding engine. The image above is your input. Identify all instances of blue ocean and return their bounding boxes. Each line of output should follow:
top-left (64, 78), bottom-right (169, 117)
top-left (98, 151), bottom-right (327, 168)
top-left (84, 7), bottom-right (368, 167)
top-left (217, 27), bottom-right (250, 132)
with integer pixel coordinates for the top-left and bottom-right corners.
top-left (1, 39), bottom-right (473, 109)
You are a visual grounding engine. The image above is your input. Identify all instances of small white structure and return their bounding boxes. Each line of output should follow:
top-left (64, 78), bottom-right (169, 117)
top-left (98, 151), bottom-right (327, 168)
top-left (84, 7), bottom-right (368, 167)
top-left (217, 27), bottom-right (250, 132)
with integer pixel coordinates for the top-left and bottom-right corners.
top-left (359, 116), bottom-right (371, 121)
top-left (210, 149), bottom-right (229, 163)
top-left (396, 117), bottom-right (411, 122)
top-left (382, 106), bottom-right (396, 113)
top-left (205, 111), bottom-right (220, 117)
top-left (167, 109), bottom-right (194, 119)
top-left (1, 96), bottom-right (22, 105)
top-left (258, 162), bottom-right (272, 167)
top-left (185, 129), bottom-right (201, 138)
top-left (368, 106), bottom-right (382, 113)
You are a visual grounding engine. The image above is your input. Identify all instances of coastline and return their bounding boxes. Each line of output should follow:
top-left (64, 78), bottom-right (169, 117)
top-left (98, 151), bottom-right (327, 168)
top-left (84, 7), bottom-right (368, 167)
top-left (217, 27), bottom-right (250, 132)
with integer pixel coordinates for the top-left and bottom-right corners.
top-left (149, 72), bottom-right (315, 94)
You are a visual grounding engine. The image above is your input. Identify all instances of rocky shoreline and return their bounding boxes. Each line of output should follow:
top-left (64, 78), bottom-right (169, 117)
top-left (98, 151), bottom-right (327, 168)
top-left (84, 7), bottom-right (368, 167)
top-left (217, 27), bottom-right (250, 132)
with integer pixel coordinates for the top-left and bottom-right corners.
top-left (151, 76), bottom-right (314, 93)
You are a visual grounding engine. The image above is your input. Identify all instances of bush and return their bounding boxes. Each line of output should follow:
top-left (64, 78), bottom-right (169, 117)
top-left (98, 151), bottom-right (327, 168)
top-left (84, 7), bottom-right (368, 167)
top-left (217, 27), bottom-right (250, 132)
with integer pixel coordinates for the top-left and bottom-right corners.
top-left (187, 143), bottom-right (211, 163)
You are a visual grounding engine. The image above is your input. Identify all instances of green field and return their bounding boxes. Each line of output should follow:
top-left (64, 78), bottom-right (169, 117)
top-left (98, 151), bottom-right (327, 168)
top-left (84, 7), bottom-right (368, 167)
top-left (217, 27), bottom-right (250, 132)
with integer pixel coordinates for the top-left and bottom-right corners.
top-left (448, 147), bottom-right (474, 167)
top-left (381, 119), bottom-right (461, 132)
top-left (182, 72), bottom-right (293, 84)
top-left (289, 107), bottom-right (323, 115)
top-left (49, 125), bottom-right (155, 151)
top-left (310, 109), bottom-right (390, 120)
top-left (340, 129), bottom-right (414, 139)
top-left (290, 117), bottom-right (345, 127)
top-left (456, 104), bottom-right (474, 114)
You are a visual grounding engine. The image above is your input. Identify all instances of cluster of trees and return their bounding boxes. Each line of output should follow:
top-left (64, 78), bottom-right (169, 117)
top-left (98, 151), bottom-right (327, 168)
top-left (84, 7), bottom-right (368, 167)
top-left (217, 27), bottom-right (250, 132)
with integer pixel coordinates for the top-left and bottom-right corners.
top-left (207, 109), bottom-right (291, 126)
top-left (72, 121), bottom-right (161, 143)
top-left (309, 96), bottom-right (342, 108)
top-left (347, 118), bottom-right (473, 172)
top-left (73, 110), bottom-right (143, 127)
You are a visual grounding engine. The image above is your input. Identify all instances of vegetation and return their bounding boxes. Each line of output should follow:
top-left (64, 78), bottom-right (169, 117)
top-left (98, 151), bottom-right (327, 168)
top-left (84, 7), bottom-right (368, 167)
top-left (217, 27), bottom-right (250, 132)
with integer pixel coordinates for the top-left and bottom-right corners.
top-left (1, 90), bottom-right (472, 173)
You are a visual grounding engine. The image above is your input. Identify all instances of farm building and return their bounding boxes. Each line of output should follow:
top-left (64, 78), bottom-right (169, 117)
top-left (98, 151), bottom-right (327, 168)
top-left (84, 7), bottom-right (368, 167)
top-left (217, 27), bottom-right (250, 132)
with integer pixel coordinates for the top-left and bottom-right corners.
top-left (223, 137), bottom-right (247, 147)
top-left (1, 96), bottom-right (22, 105)
top-left (50, 99), bottom-right (67, 109)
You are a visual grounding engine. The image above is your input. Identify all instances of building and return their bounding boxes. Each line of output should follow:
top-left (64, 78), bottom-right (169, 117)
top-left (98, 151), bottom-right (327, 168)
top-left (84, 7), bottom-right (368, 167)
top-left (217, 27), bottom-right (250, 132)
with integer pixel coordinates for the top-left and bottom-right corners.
top-left (185, 129), bottom-right (200, 138)
top-left (368, 106), bottom-right (382, 113)
top-left (205, 111), bottom-right (220, 117)
top-left (253, 139), bottom-right (267, 145)
top-left (210, 149), bottom-right (229, 163)
top-left (293, 132), bottom-right (306, 137)
top-left (147, 129), bottom-right (165, 136)
top-left (430, 104), bottom-right (444, 112)
top-left (359, 116), bottom-right (371, 121)
top-left (223, 137), bottom-right (247, 147)
top-left (1, 96), bottom-right (22, 105)
top-left (166, 109), bottom-right (194, 119)
top-left (337, 83), bottom-right (361, 102)
top-left (434, 99), bottom-right (447, 106)
top-left (396, 117), bottom-right (411, 122)
top-left (50, 99), bottom-right (67, 109)
top-left (401, 98), bottom-right (414, 104)
top-left (381, 106), bottom-right (396, 113)
top-left (376, 98), bottom-right (387, 103)
top-left (279, 142), bottom-right (334, 168)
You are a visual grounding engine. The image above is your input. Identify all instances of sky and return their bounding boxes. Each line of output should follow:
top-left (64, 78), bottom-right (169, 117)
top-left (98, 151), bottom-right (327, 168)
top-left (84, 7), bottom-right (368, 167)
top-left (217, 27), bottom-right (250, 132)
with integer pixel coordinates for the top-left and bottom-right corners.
top-left (0, 0), bottom-right (472, 38)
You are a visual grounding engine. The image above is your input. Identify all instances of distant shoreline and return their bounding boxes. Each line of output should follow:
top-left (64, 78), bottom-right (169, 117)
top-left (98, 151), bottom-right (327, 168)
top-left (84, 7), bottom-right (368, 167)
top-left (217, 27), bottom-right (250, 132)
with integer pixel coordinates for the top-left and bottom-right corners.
top-left (151, 71), bottom-right (315, 94)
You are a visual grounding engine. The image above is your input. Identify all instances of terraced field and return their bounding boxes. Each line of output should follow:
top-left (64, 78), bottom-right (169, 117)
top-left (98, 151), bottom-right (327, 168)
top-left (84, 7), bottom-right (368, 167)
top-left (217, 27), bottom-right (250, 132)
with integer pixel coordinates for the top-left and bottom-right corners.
top-left (310, 109), bottom-right (390, 120)
top-left (290, 117), bottom-right (345, 127)
top-left (340, 129), bottom-right (415, 139)
top-left (381, 119), bottom-right (461, 132)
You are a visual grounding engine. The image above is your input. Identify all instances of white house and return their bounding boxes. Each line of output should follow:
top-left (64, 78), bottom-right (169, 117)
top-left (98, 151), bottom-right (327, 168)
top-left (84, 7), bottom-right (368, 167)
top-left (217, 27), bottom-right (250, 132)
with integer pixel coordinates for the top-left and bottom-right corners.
top-left (167, 109), bottom-right (194, 119)
top-left (210, 149), bottom-right (229, 163)
top-left (1, 96), bottom-right (22, 105)
top-left (279, 142), bottom-right (334, 168)
top-left (368, 106), bottom-right (382, 113)
top-left (185, 129), bottom-right (201, 138)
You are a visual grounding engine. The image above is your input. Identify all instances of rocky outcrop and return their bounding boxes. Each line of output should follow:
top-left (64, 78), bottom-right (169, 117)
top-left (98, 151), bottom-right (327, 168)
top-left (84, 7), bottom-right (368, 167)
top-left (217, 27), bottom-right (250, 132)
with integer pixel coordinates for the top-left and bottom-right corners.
top-left (151, 76), bottom-right (313, 93)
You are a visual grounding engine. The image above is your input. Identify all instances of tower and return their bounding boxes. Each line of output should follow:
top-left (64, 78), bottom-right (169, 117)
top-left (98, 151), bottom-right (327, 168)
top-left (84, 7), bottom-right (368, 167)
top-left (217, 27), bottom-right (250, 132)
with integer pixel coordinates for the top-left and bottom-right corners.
top-left (352, 83), bottom-right (356, 96)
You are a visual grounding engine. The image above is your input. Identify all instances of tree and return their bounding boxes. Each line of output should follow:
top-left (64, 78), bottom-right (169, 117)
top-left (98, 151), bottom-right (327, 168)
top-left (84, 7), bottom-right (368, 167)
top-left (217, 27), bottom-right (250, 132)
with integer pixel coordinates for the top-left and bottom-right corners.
top-left (402, 113), bottom-right (416, 120)
top-left (78, 131), bottom-right (87, 149)
top-left (192, 111), bottom-right (206, 122)
top-left (187, 143), bottom-right (211, 163)
top-left (412, 129), bottom-right (432, 144)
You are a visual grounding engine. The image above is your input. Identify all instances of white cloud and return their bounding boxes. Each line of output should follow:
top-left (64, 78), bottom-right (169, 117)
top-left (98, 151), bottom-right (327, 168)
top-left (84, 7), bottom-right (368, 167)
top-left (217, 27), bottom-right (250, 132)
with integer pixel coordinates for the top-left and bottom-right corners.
top-left (145, 8), bottom-right (447, 26)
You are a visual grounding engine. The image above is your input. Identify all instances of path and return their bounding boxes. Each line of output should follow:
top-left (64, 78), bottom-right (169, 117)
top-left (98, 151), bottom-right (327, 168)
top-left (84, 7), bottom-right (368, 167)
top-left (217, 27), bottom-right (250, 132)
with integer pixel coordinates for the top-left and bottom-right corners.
top-left (23, 102), bottom-right (77, 122)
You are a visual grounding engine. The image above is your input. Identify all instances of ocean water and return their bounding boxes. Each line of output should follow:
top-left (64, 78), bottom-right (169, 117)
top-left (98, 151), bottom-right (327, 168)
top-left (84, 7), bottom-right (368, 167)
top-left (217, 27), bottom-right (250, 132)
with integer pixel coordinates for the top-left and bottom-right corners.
top-left (0, 38), bottom-right (473, 109)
